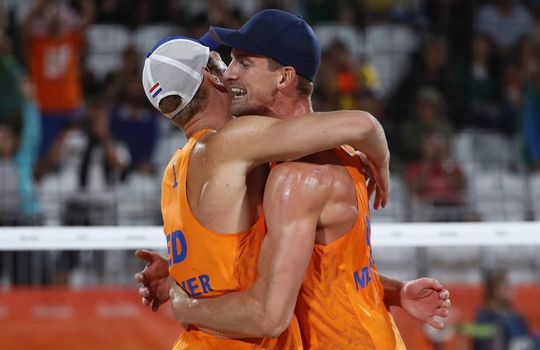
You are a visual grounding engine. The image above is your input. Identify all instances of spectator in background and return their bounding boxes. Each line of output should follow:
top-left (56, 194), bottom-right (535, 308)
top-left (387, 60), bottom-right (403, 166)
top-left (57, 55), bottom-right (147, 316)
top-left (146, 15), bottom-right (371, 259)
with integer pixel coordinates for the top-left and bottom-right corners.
top-left (476, 0), bottom-right (534, 55)
top-left (386, 36), bottom-right (462, 129)
top-left (497, 64), bottom-right (523, 137)
top-left (399, 87), bottom-right (454, 162)
top-left (424, 0), bottom-right (475, 62)
top-left (110, 74), bottom-right (157, 175)
top-left (474, 270), bottom-right (534, 350)
top-left (95, 0), bottom-right (169, 29)
top-left (0, 32), bottom-right (25, 125)
top-left (331, 40), bottom-right (361, 109)
top-left (78, 100), bottom-right (128, 192)
top-left (314, 40), bottom-right (379, 110)
top-left (0, 31), bottom-right (41, 220)
top-left (515, 36), bottom-right (539, 81)
top-left (360, 0), bottom-right (407, 24)
top-left (405, 132), bottom-right (466, 222)
top-left (304, 0), bottom-right (361, 25)
top-left (21, 0), bottom-right (94, 173)
top-left (131, 0), bottom-right (169, 28)
top-left (103, 46), bottom-right (140, 103)
top-left (35, 98), bottom-right (128, 227)
top-left (0, 121), bottom-right (22, 225)
top-left (522, 69), bottom-right (540, 171)
top-left (94, 0), bottom-right (130, 25)
top-left (458, 33), bottom-right (501, 131)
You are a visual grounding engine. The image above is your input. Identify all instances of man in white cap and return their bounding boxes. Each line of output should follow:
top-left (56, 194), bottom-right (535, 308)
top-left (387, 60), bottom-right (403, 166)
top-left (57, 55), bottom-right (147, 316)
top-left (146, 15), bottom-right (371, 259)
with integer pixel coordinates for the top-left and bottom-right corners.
top-left (140, 33), bottom-right (393, 349)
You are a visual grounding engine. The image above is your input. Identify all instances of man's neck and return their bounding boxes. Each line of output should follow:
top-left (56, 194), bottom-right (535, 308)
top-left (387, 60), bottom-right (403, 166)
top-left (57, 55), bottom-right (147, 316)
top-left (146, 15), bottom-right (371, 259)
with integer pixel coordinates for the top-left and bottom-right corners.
top-left (270, 96), bottom-right (313, 120)
top-left (183, 110), bottom-right (230, 138)
top-left (183, 88), bottom-right (232, 138)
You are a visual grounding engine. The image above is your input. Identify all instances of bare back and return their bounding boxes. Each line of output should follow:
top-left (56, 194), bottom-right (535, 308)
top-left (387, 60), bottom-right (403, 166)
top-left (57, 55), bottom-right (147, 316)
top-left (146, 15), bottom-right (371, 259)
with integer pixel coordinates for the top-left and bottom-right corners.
top-left (186, 131), bottom-right (268, 233)
top-left (268, 149), bottom-right (404, 349)
top-left (297, 150), bottom-right (360, 245)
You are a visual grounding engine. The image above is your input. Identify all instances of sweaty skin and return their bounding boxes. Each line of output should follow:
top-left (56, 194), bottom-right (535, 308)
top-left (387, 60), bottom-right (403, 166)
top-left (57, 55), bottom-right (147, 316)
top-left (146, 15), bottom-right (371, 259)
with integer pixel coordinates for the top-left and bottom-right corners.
top-left (138, 39), bottom-right (450, 345)
top-left (139, 41), bottom-right (400, 348)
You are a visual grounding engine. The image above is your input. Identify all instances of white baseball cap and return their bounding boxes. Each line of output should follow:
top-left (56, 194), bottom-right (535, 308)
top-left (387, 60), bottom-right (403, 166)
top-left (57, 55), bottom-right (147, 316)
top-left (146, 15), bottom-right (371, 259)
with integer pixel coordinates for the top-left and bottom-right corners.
top-left (142, 37), bottom-right (211, 119)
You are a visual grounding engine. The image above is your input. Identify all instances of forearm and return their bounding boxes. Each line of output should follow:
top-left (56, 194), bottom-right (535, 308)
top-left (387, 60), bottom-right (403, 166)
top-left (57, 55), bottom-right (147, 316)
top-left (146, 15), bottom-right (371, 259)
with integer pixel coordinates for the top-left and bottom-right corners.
top-left (223, 111), bottom-right (389, 170)
top-left (380, 274), bottom-right (404, 307)
top-left (176, 289), bottom-right (269, 338)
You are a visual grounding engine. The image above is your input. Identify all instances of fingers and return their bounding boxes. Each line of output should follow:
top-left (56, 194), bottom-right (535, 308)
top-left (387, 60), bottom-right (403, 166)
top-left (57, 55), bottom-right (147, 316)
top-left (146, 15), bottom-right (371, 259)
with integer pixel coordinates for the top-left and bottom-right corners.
top-left (426, 316), bottom-right (445, 330)
top-left (381, 191), bottom-right (388, 208)
top-left (441, 297), bottom-right (451, 309)
top-left (434, 306), bottom-right (450, 318)
top-left (378, 186), bottom-right (388, 209)
top-left (134, 272), bottom-right (144, 283)
top-left (140, 289), bottom-right (151, 308)
top-left (139, 286), bottom-right (150, 298)
top-left (374, 187), bottom-right (382, 210)
top-left (439, 289), bottom-right (450, 300)
top-left (135, 249), bottom-right (155, 263)
top-left (367, 179), bottom-right (376, 201)
top-left (420, 277), bottom-right (444, 292)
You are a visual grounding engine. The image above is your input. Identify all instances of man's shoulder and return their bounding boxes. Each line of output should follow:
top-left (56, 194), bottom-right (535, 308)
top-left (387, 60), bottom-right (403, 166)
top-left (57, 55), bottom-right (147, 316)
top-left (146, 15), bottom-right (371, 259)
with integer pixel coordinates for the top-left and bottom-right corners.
top-left (269, 161), bottom-right (334, 195)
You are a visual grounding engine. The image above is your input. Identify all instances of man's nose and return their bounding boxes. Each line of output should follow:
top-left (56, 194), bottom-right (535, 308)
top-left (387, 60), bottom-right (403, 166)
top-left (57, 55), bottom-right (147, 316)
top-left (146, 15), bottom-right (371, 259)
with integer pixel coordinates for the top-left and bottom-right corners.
top-left (224, 64), bottom-right (238, 81)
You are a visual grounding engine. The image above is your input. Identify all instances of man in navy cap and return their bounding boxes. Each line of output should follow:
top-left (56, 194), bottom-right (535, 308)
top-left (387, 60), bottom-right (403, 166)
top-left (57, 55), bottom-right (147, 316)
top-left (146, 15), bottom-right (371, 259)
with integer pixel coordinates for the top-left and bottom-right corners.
top-left (202, 9), bottom-right (320, 119)
top-left (139, 34), bottom-right (395, 349)
top-left (137, 9), bottom-right (451, 348)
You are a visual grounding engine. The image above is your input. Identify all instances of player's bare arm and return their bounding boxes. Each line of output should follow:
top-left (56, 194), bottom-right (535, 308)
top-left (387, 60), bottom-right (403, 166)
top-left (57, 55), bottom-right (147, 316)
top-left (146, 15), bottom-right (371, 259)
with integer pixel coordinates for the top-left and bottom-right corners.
top-left (135, 111), bottom-right (390, 309)
top-left (208, 110), bottom-right (389, 175)
top-left (169, 163), bottom-right (332, 338)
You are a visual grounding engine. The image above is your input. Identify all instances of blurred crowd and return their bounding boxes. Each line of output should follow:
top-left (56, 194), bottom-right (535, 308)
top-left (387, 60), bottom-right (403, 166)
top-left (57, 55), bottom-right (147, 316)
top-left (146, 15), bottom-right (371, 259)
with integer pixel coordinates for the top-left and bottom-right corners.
top-left (1, 0), bottom-right (540, 225)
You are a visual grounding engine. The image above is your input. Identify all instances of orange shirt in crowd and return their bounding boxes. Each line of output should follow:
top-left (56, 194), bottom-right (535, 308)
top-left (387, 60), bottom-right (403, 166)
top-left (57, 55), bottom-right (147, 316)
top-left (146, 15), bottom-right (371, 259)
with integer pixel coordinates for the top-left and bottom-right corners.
top-left (29, 30), bottom-right (83, 113)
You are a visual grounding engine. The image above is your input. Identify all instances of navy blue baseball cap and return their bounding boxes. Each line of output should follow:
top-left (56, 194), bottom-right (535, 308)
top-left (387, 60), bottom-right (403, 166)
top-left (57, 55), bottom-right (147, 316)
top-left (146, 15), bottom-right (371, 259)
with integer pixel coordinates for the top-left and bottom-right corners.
top-left (202, 9), bottom-right (321, 82)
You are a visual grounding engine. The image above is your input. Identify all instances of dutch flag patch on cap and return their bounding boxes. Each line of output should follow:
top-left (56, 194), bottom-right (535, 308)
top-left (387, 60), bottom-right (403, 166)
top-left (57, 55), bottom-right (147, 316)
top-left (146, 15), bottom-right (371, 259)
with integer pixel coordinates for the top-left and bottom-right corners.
top-left (149, 82), bottom-right (162, 98)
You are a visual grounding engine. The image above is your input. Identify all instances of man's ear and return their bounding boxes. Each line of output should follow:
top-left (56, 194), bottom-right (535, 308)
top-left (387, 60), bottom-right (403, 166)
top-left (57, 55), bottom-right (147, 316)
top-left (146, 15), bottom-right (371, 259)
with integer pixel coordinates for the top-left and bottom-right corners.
top-left (277, 66), bottom-right (297, 91)
top-left (203, 68), bottom-right (227, 91)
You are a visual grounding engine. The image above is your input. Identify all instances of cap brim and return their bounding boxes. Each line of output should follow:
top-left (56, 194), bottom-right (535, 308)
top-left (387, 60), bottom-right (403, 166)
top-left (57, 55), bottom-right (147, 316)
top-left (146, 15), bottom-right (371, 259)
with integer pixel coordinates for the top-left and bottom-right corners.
top-left (209, 26), bottom-right (268, 56)
top-left (198, 32), bottom-right (220, 51)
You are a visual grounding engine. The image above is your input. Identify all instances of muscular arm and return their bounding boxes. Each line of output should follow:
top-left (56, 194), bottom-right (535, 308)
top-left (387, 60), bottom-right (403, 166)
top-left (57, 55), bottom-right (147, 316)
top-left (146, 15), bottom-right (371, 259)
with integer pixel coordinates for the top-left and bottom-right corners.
top-left (170, 163), bottom-right (331, 338)
top-left (209, 110), bottom-right (389, 172)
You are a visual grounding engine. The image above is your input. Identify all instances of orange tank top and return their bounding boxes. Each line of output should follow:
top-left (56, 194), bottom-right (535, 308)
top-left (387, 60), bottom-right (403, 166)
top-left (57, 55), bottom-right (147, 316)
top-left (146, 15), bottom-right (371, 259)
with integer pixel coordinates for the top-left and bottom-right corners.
top-left (161, 129), bottom-right (302, 350)
top-left (294, 147), bottom-right (406, 350)
top-left (29, 31), bottom-right (83, 113)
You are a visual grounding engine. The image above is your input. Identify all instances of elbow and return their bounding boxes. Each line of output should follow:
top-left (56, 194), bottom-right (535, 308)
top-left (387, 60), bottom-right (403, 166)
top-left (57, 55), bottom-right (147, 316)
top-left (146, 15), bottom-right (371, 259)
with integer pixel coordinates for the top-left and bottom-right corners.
top-left (349, 111), bottom-right (379, 139)
top-left (256, 316), bottom-right (290, 338)
top-left (249, 306), bottom-right (292, 338)
top-left (359, 111), bottom-right (379, 134)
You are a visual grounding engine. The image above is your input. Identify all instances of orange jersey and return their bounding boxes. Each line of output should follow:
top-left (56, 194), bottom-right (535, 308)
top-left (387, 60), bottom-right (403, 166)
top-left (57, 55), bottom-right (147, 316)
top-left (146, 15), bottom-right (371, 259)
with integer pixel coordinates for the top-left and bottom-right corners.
top-left (161, 129), bottom-right (302, 350)
top-left (295, 147), bottom-right (406, 349)
top-left (28, 30), bottom-right (83, 112)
